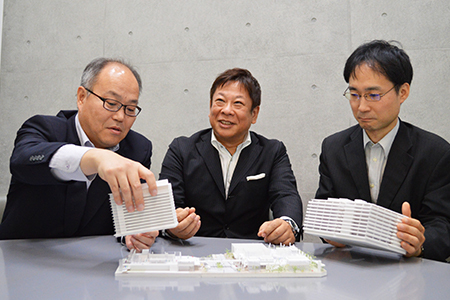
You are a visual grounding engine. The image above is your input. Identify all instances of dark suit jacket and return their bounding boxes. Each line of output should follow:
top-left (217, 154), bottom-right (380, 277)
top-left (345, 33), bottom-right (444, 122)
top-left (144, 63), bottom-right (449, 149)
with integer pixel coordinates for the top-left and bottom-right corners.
top-left (0, 110), bottom-right (152, 239)
top-left (159, 129), bottom-right (302, 240)
top-left (316, 120), bottom-right (450, 262)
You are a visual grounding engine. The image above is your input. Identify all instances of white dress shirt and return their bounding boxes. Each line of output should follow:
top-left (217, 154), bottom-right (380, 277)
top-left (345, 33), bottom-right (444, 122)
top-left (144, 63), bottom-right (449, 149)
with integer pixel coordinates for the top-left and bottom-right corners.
top-left (49, 113), bottom-right (119, 188)
top-left (363, 119), bottom-right (400, 203)
top-left (211, 132), bottom-right (251, 198)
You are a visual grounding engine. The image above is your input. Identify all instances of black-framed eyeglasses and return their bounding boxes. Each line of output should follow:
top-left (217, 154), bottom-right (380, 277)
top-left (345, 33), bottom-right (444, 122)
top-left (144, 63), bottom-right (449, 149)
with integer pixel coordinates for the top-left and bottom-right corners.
top-left (343, 85), bottom-right (397, 102)
top-left (83, 87), bottom-right (142, 117)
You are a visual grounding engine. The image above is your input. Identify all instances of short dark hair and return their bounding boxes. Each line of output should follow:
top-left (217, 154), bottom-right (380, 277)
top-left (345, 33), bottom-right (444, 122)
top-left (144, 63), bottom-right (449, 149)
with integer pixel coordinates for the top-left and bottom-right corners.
top-left (80, 57), bottom-right (142, 94)
top-left (210, 68), bottom-right (261, 110)
top-left (344, 40), bottom-right (413, 91)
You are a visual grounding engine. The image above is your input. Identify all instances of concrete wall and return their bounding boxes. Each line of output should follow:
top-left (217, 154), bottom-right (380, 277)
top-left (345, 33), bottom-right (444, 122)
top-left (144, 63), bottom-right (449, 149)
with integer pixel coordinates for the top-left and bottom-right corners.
top-left (1, 1), bottom-right (450, 240)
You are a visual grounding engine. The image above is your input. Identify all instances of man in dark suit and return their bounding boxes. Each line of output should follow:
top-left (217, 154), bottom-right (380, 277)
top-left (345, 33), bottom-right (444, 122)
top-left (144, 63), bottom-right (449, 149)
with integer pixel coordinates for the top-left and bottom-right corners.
top-left (159, 68), bottom-right (303, 245)
top-left (0, 58), bottom-right (158, 251)
top-left (316, 40), bottom-right (450, 262)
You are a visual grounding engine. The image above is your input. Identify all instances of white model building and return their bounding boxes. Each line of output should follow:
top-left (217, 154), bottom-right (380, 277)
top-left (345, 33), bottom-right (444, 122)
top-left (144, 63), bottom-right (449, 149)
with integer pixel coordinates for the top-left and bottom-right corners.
top-left (116, 243), bottom-right (326, 278)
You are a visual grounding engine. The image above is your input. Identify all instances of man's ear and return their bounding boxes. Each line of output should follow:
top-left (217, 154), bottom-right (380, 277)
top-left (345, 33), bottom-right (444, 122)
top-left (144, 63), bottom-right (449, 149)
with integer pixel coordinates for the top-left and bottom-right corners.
top-left (399, 83), bottom-right (410, 104)
top-left (251, 106), bottom-right (260, 124)
top-left (77, 86), bottom-right (88, 109)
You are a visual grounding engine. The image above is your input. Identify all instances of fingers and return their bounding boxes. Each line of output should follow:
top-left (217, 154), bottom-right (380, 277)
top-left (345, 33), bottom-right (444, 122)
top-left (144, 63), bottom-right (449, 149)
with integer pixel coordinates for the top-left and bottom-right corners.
top-left (82, 149), bottom-right (157, 213)
top-left (108, 177), bottom-right (123, 206)
top-left (258, 219), bottom-right (295, 245)
top-left (398, 232), bottom-right (424, 257)
top-left (118, 164), bottom-right (157, 212)
top-left (400, 215), bottom-right (425, 234)
top-left (175, 207), bottom-right (191, 222)
top-left (402, 202), bottom-right (412, 218)
top-left (171, 215), bottom-right (201, 239)
top-left (141, 167), bottom-right (157, 197)
top-left (126, 231), bottom-right (159, 252)
top-left (397, 202), bottom-right (425, 257)
top-left (117, 169), bottom-right (142, 212)
top-left (167, 208), bottom-right (201, 239)
top-left (397, 216), bottom-right (425, 257)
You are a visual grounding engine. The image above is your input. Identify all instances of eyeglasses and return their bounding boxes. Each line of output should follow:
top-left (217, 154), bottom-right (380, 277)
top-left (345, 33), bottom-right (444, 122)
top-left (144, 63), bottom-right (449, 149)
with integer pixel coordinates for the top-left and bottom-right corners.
top-left (343, 85), bottom-right (397, 102)
top-left (83, 87), bottom-right (142, 117)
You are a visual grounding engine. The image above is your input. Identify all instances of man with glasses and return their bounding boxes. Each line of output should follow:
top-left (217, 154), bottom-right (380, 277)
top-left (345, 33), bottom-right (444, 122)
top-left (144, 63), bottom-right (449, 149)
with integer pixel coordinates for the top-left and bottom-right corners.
top-left (315, 40), bottom-right (450, 262)
top-left (0, 58), bottom-right (159, 251)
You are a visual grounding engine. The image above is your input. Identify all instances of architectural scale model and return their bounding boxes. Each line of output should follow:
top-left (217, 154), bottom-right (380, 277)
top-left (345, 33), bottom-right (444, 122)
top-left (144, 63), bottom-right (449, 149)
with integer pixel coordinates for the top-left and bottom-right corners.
top-left (115, 243), bottom-right (326, 278)
top-left (304, 198), bottom-right (406, 255)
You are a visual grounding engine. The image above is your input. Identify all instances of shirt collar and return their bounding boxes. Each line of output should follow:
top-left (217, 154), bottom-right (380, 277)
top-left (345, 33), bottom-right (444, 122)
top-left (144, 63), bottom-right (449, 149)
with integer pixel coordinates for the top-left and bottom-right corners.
top-left (75, 113), bottom-right (120, 152)
top-left (363, 118), bottom-right (400, 157)
top-left (211, 130), bottom-right (252, 153)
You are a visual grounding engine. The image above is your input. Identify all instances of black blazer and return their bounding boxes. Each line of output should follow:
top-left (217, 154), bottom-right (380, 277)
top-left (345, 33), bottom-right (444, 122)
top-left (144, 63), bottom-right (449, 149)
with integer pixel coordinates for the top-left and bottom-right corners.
top-left (159, 129), bottom-right (302, 240)
top-left (316, 120), bottom-right (450, 262)
top-left (0, 110), bottom-right (152, 239)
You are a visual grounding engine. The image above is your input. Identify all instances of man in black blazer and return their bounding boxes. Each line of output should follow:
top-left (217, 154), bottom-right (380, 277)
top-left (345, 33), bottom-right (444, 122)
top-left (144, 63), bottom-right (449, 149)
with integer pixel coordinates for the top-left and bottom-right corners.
top-left (0, 58), bottom-right (158, 251)
top-left (316, 40), bottom-right (450, 262)
top-left (160, 68), bottom-right (303, 245)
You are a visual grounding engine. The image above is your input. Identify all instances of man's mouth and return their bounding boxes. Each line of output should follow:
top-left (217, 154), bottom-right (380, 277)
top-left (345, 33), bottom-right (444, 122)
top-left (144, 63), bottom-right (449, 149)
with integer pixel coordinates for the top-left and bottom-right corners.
top-left (108, 126), bottom-right (122, 133)
top-left (357, 115), bottom-right (374, 122)
top-left (359, 117), bottom-right (373, 122)
top-left (219, 120), bottom-right (233, 125)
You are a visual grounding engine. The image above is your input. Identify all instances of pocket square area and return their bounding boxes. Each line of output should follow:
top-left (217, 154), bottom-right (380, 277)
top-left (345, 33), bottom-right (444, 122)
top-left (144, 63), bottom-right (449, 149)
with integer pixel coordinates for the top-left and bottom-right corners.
top-left (246, 173), bottom-right (266, 181)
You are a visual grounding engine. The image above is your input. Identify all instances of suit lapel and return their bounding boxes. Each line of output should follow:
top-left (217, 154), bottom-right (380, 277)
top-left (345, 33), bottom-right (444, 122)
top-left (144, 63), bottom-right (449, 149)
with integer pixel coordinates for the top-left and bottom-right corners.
top-left (344, 127), bottom-right (372, 201)
top-left (196, 130), bottom-right (226, 197)
top-left (228, 132), bottom-right (262, 195)
top-left (377, 122), bottom-right (413, 208)
top-left (64, 112), bottom-right (81, 146)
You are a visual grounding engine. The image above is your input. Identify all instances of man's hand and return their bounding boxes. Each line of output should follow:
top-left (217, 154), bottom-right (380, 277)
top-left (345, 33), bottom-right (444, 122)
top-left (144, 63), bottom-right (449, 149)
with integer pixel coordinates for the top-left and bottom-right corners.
top-left (398, 202), bottom-right (425, 257)
top-left (80, 148), bottom-right (157, 212)
top-left (125, 231), bottom-right (159, 252)
top-left (258, 218), bottom-right (295, 245)
top-left (166, 207), bottom-right (201, 240)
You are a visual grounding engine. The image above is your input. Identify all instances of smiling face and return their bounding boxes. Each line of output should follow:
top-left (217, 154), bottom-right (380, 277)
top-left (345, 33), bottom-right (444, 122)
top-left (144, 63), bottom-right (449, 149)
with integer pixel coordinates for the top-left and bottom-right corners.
top-left (209, 81), bottom-right (259, 152)
top-left (349, 63), bottom-right (409, 143)
top-left (77, 63), bottom-right (140, 148)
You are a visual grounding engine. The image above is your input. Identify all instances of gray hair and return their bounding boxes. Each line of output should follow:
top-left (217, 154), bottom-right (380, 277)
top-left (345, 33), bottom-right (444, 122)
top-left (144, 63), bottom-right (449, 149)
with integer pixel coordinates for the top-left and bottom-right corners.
top-left (80, 57), bottom-right (142, 94)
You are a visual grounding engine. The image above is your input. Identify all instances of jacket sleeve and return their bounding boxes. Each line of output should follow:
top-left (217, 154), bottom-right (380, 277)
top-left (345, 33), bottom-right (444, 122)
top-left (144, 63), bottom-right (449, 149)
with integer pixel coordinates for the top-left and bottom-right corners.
top-left (9, 115), bottom-right (69, 185)
top-left (315, 137), bottom-right (336, 200)
top-left (268, 141), bottom-right (303, 230)
top-left (420, 148), bottom-right (450, 262)
top-left (159, 138), bottom-right (187, 208)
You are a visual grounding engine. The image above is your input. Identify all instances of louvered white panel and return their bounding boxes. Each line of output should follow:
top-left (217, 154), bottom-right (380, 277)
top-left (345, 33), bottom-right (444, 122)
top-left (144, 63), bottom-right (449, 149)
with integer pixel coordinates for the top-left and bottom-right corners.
top-left (304, 198), bottom-right (405, 255)
top-left (110, 179), bottom-right (178, 237)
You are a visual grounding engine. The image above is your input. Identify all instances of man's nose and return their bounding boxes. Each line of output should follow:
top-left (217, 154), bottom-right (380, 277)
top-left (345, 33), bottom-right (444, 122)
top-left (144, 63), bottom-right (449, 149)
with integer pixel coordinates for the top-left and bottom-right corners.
top-left (222, 102), bottom-right (233, 114)
top-left (112, 106), bottom-right (126, 120)
top-left (358, 97), bottom-right (371, 112)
